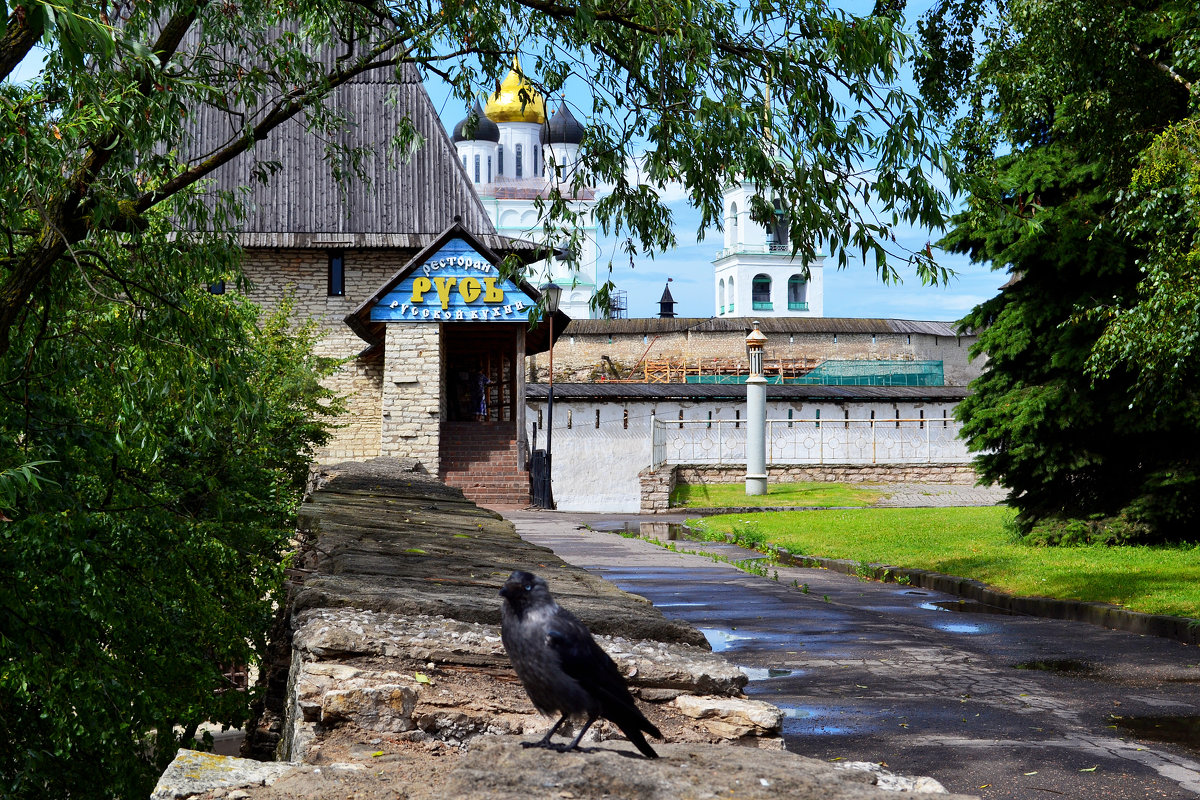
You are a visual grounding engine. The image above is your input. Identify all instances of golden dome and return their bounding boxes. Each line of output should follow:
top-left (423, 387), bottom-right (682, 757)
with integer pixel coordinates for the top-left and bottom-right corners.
top-left (484, 59), bottom-right (547, 124)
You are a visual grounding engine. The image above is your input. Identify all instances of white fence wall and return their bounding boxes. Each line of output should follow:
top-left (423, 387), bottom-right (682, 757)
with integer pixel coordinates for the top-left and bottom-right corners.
top-left (652, 418), bottom-right (970, 468)
top-left (528, 397), bottom-right (967, 513)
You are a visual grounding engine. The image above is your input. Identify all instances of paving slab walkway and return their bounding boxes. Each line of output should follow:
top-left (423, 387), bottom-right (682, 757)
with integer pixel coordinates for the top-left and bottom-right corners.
top-left (500, 504), bottom-right (1200, 800)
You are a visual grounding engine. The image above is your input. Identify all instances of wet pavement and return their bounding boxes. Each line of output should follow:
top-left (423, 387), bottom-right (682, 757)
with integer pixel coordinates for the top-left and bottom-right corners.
top-left (501, 509), bottom-right (1200, 800)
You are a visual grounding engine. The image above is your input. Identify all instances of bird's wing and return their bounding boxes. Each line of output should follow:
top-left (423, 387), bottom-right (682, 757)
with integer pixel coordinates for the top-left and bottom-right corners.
top-left (545, 613), bottom-right (663, 755)
top-left (545, 614), bottom-right (639, 708)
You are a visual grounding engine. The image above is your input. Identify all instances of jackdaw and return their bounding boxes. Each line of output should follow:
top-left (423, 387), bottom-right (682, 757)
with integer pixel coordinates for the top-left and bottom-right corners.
top-left (499, 570), bottom-right (662, 758)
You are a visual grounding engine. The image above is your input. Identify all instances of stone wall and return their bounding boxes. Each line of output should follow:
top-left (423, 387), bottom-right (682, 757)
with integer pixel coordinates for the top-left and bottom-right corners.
top-left (641, 463), bottom-right (980, 512)
top-left (534, 326), bottom-right (980, 386)
top-left (381, 324), bottom-right (444, 472)
top-left (242, 247), bottom-right (420, 462)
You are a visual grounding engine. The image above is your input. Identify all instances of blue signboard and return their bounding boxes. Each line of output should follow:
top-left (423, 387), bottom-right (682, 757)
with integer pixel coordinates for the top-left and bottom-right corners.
top-left (369, 238), bottom-right (534, 323)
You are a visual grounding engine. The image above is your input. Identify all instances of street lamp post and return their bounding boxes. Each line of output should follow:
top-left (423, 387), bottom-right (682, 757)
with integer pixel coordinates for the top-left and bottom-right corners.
top-left (538, 281), bottom-right (562, 509)
top-left (745, 321), bottom-right (768, 496)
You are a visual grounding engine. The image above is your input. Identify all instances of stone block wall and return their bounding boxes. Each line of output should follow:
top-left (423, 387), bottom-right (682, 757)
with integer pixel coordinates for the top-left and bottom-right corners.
top-left (639, 465), bottom-right (678, 513)
top-left (675, 463), bottom-right (978, 486)
top-left (640, 463), bottom-right (980, 512)
top-left (381, 324), bottom-right (443, 472)
top-left (241, 247), bottom-right (419, 462)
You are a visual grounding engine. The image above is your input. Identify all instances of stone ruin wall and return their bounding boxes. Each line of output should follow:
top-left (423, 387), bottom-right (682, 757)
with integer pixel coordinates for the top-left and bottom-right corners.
top-left (530, 326), bottom-right (980, 386)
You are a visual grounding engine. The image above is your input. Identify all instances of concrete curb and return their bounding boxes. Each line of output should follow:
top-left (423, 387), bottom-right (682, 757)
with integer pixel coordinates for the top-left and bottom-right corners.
top-left (762, 544), bottom-right (1200, 647)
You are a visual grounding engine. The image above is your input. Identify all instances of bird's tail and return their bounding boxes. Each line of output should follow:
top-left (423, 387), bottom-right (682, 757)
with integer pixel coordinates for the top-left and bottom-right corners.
top-left (612, 708), bottom-right (663, 759)
top-left (623, 724), bottom-right (660, 759)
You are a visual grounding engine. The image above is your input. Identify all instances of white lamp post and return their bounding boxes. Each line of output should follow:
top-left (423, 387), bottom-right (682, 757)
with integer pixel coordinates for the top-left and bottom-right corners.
top-left (538, 281), bottom-right (562, 508)
top-left (745, 321), bottom-right (768, 496)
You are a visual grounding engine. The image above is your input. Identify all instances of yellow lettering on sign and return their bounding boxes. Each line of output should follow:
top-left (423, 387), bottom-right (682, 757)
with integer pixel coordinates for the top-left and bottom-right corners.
top-left (482, 277), bottom-right (504, 303)
top-left (434, 276), bottom-right (458, 310)
top-left (411, 276), bottom-right (433, 303)
top-left (459, 276), bottom-right (482, 303)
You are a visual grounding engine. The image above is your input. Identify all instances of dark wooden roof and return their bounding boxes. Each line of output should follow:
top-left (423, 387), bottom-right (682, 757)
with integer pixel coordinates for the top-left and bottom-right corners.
top-left (190, 59), bottom-right (531, 253)
top-left (525, 383), bottom-right (971, 402)
top-left (561, 317), bottom-right (969, 337)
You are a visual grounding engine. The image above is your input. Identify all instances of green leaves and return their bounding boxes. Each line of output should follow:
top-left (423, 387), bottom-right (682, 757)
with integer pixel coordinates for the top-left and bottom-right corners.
top-left (0, 217), bottom-right (340, 798)
top-left (926, 1), bottom-right (1200, 539)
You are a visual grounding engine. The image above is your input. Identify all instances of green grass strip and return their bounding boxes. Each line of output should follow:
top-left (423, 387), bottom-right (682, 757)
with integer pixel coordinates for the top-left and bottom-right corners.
top-left (689, 507), bottom-right (1200, 619)
top-left (671, 481), bottom-right (880, 508)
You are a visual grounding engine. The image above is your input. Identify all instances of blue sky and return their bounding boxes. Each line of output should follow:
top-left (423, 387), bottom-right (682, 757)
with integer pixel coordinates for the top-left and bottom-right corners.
top-left (424, 2), bottom-right (1006, 323)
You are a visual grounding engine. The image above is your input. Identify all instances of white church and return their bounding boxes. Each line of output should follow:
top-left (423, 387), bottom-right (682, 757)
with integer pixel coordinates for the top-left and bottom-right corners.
top-left (450, 62), bottom-right (601, 320)
top-left (450, 62), bottom-right (825, 321)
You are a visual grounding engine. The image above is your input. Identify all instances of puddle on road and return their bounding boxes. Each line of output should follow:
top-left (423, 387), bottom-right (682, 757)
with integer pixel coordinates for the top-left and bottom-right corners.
top-left (920, 600), bottom-right (1022, 616)
top-left (699, 627), bottom-right (798, 653)
top-left (1111, 715), bottom-right (1200, 753)
top-left (1014, 659), bottom-right (1094, 675)
top-left (932, 621), bottom-right (989, 634)
top-left (739, 666), bottom-right (799, 681)
top-left (775, 704), bottom-right (860, 736)
top-left (699, 627), bottom-right (757, 652)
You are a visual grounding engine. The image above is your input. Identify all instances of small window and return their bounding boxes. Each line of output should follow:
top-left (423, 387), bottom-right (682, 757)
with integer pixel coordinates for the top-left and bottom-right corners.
top-left (328, 250), bottom-right (345, 296)
top-left (498, 145), bottom-right (504, 176)
top-left (752, 274), bottom-right (772, 310)
top-left (474, 154), bottom-right (480, 183)
top-left (730, 202), bottom-right (739, 238)
top-left (208, 280), bottom-right (226, 295)
top-left (595, 409), bottom-right (600, 429)
top-left (487, 156), bottom-right (492, 182)
top-left (787, 275), bottom-right (806, 310)
top-left (516, 143), bottom-right (523, 178)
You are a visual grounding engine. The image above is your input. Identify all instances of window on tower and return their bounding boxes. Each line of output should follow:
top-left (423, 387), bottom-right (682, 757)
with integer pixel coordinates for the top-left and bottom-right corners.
top-left (788, 275), bottom-right (807, 311)
top-left (498, 145), bottom-right (504, 176)
top-left (752, 274), bottom-right (772, 310)
top-left (487, 156), bottom-right (492, 182)
top-left (474, 154), bottom-right (480, 183)
top-left (516, 143), bottom-right (523, 178)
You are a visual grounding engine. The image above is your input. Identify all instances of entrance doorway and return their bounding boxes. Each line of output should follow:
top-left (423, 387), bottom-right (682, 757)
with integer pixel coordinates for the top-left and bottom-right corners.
top-left (443, 325), bottom-right (520, 423)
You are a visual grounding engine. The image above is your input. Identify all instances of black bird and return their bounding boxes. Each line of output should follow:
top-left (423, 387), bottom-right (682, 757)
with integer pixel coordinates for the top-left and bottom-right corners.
top-left (498, 570), bottom-right (662, 758)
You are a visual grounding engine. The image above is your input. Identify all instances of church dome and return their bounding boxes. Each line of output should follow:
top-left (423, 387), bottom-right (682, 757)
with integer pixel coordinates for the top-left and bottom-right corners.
top-left (452, 99), bottom-right (500, 143)
top-left (484, 59), bottom-right (547, 124)
top-left (540, 100), bottom-right (585, 145)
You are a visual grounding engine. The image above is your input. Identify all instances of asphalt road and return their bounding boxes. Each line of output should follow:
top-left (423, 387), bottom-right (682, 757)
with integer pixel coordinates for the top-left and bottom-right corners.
top-left (504, 509), bottom-right (1200, 800)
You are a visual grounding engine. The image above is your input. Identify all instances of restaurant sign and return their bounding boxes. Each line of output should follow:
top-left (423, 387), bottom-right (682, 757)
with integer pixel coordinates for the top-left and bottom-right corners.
top-left (369, 238), bottom-right (533, 323)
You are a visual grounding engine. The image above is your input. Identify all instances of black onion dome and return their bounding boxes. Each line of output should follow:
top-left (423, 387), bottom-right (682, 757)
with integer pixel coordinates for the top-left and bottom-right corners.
top-left (452, 99), bottom-right (500, 143)
top-left (540, 100), bottom-right (585, 145)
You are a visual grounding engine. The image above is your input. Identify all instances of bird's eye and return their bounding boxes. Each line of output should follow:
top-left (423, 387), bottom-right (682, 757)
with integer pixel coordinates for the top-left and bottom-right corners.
top-left (524, 584), bottom-right (532, 591)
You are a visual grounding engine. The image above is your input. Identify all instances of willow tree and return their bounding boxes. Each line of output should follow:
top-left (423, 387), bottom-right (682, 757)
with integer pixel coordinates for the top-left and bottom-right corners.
top-left (2, 0), bottom-right (954, 796)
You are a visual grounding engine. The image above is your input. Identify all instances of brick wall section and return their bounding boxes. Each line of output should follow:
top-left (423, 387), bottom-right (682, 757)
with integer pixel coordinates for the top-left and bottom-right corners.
top-left (533, 328), bottom-right (980, 386)
top-left (382, 324), bottom-right (443, 472)
top-left (241, 248), bottom-right (420, 463)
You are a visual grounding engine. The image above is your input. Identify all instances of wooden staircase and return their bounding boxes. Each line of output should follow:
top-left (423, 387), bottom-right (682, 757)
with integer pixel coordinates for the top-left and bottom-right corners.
top-left (439, 421), bottom-right (530, 507)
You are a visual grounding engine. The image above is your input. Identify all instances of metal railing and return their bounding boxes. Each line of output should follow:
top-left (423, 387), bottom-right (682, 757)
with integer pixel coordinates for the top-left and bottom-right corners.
top-left (651, 418), bottom-right (969, 469)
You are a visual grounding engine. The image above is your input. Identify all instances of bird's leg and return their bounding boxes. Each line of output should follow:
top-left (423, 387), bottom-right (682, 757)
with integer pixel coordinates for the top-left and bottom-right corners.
top-left (556, 713), bottom-right (597, 753)
top-left (522, 715), bottom-right (569, 749)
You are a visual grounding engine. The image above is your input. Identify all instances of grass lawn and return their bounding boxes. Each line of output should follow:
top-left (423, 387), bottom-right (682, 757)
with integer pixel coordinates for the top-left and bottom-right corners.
top-left (688, 506), bottom-right (1200, 620)
top-left (670, 481), bottom-right (881, 508)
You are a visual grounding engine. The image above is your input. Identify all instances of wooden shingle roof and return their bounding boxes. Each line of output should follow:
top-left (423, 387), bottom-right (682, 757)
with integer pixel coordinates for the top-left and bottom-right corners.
top-left (191, 59), bottom-right (528, 253)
